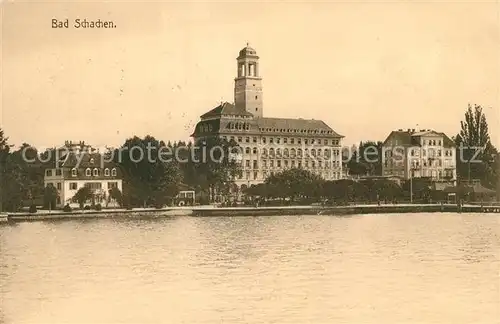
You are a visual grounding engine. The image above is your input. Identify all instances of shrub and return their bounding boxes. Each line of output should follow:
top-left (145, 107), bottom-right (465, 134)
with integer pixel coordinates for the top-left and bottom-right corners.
top-left (29, 204), bottom-right (37, 214)
top-left (94, 204), bottom-right (102, 211)
top-left (63, 204), bottom-right (72, 212)
top-left (83, 205), bottom-right (91, 210)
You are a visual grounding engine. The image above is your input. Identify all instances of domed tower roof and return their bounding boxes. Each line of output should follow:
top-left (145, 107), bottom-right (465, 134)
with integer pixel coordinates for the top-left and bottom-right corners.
top-left (238, 43), bottom-right (258, 58)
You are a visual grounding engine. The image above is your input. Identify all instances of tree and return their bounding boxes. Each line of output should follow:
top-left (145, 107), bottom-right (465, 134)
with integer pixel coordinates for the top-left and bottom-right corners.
top-left (346, 141), bottom-right (383, 176)
top-left (72, 186), bottom-right (92, 209)
top-left (454, 104), bottom-right (498, 188)
top-left (108, 186), bottom-right (123, 207)
top-left (114, 136), bottom-right (182, 208)
top-left (264, 168), bottom-right (323, 201)
top-left (43, 184), bottom-right (58, 210)
top-left (322, 179), bottom-right (369, 203)
top-left (0, 130), bottom-right (31, 212)
top-left (0, 128), bottom-right (9, 212)
top-left (190, 137), bottom-right (242, 202)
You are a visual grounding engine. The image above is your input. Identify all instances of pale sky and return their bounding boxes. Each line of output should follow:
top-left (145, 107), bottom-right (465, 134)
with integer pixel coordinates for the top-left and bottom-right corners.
top-left (1, 1), bottom-right (499, 150)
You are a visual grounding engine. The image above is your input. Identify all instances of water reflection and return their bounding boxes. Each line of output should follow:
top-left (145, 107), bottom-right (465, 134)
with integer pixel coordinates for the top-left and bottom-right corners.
top-left (1, 213), bottom-right (499, 323)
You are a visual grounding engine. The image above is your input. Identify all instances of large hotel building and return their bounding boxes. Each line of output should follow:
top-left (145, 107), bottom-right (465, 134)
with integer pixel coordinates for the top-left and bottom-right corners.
top-left (382, 129), bottom-right (457, 182)
top-left (191, 45), bottom-right (344, 189)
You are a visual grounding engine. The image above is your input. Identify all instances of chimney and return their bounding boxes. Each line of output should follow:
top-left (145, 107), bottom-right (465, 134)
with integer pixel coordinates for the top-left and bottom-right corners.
top-left (398, 129), bottom-right (403, 131)
top-left (412, 129), bottom-right (415, 132)
top-left (407, 128), bottom-right (411, 132)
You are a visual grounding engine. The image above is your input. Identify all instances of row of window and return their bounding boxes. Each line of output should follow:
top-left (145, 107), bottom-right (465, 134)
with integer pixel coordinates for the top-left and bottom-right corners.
top-left (410, 170), bottom-right (454, 178)
top-left (257, 127), bottom-right (336, 135)
top-left (199, 124), bottom-right (214, 133)
top-left (423, 139), bottom-right (442, 146)
top-left (385, 148), bottom-right (453, 157)
top-left (223, 135), bottom-right (340, 146)
top-left (240, 170), bottom-right (343, 181)
top-left (241, 147), bottom-right (341, 156)
top-left (409, 149), bottom-right (453, 157)
top-left (69, 182), bottom-right (119, 190)
top-left (50, 181), bottom-right (119, 191)
top-left (79, 168), bottom-right (117, 177)
top-left (244, 159), bottom-right (342, 169)
top-left (385, 158), bottom-right (455, 168)
top-left (46, 168), bottom-right (118, 177)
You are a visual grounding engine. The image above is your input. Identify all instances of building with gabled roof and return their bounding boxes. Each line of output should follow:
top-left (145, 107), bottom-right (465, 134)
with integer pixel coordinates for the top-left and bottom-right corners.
top-left (192, 44), bottom-right (344, 189)
top-left (44, 141), bottom-right (123, 208)
top-left (382, 128), bottom-right (457, 183)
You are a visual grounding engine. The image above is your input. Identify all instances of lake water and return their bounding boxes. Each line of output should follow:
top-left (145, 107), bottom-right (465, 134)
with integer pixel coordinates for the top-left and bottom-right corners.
top-left (1, 213), bottom-right (499, 323)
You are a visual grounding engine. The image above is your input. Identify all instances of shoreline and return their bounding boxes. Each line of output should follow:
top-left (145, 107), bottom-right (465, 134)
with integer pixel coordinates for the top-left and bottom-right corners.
top-left (1, 204), bottom-right (499, 223)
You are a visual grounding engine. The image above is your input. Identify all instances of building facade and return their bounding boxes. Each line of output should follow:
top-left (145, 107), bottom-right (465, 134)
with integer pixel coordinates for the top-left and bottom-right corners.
top-left (44, 141), bottom-right (123, 208)
top-left (192, 45), bottom-right (344, 189)
top-left (382, 129), bottom-right (457, 182)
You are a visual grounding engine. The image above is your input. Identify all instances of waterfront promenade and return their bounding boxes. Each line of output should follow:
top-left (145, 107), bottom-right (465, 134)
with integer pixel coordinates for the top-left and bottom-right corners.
top-left (1, 203), bottom-right (499, 223)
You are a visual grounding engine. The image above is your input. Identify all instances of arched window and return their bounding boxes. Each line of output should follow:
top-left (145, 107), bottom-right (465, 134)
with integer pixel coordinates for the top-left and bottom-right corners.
top-left (311, 149), bottom-right (316, 157)
top-left (284, 148), bottom-right (289, 157)
top-left (71, 168), bottom-right (77, 177)
top-left (317, 149), bottom-right (322, 157)
top-left (252, 147), bottom-right (257, 154)
top-left (298, 149), bottom-right (303, 157)
top-left (104, 168), bottom-right (110, 176)
top-left (262, 148), bottom-right (268, 155)
top-left (85, 168), bottom-right (91, 176)
top-left (111, 168), bottom-right (117, 176)
top-left (291, 148), bottom-right (296, 157)
top-left (276, 148), bottom-right (281, 156)
top-left (93, 168), bottom-right (99, 176)
top-left (245, 147), bottom-right (250, 154)
top-left (269, 148), bottom-right (275, 156)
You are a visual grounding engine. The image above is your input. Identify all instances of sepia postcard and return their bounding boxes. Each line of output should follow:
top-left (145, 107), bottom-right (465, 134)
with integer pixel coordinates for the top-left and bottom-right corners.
top-left (1, 1), bottom-right (499, 323)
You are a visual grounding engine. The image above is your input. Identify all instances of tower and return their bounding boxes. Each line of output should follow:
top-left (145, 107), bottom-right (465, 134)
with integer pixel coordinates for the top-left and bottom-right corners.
top-left (234, 43), bottom-right (263, 117)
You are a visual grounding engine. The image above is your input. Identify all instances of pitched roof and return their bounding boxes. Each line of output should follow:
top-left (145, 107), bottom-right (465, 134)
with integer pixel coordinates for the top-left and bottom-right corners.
top-left (383, 130), bottom-right (455, 147)
top-left (59, 151), bottom-right (116, 168)
top-left (200, 102), bottom-right (253, 119)
top-left (191, 118), bottom-right (223, 137)
top-left (383, 131), bottom-right (418, 146)
top-left (256, 117), bottom-right (343, 137)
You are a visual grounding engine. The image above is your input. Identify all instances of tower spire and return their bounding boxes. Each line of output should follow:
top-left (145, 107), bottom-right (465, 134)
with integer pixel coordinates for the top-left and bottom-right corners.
top-left (234, 44), bottom-right (263, 117)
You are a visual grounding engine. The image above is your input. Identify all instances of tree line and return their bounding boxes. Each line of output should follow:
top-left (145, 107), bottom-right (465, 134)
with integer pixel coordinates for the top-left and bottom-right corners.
top-left (0, 133), bottom-right (242, 211)
top-left (243, 168), bottom-right (440, 205)
top-left (0, 104), bottom-right (498, 212)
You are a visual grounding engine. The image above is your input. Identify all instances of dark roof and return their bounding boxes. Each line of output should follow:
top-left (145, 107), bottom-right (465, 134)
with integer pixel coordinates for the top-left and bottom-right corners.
top-left (383, 130), bottom-right (455, 147)
top-left (256, 117), bottom-right (343, 137)
top-left (383, 131), bottom-right (418, 146)
top-left (238, 45), bottom-right (258, 58)
top-left (191, 118), bottom-right (222, 137)
top-left (197, 103), bottom-right (343, 137)
top-left (60, 151), bottom-right (116, 168)
top-left (200, 102), bottom-right (253, 119)
top-left (439, 133), bottom-right (455, 148)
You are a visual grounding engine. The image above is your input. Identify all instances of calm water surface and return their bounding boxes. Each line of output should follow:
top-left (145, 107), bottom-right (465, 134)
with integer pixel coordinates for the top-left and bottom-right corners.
top-left (1, 213), bottom-right (499, 323)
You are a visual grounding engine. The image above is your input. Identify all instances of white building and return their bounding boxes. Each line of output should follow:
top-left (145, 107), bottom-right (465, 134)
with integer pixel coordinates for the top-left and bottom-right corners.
top-left (44, 141), bottom-right (123, 208)
top-left (382, 129), bottom-right (457, 183)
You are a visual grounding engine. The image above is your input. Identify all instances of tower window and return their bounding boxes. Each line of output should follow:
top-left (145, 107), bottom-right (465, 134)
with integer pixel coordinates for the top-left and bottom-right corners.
top-left (255, 108), bottom-right (258, 111)
top-left (255, 96), bottom-right (258, 99)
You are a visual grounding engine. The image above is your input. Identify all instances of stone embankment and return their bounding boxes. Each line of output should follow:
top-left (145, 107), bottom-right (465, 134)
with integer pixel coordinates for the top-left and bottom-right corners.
top-left (1, 203), bottom-right (498, 223)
